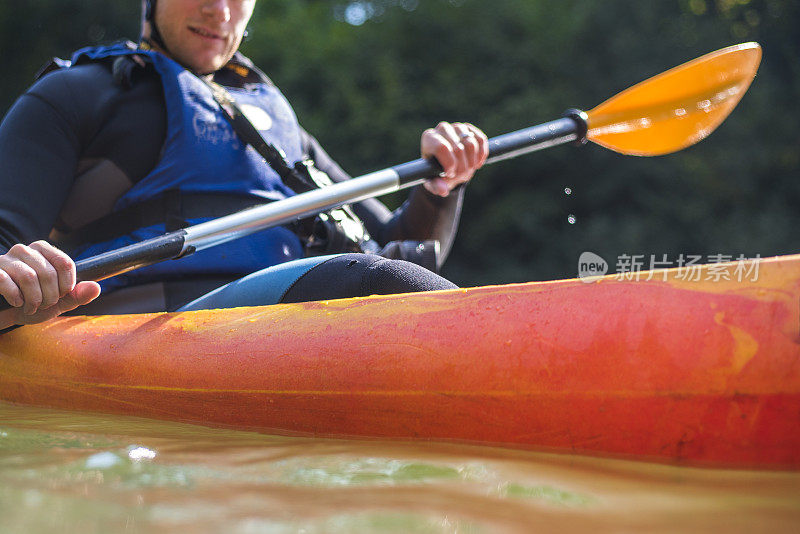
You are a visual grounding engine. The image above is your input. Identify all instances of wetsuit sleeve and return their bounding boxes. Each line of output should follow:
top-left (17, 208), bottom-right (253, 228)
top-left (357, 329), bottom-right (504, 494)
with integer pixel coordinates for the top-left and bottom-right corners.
top-left (300, 128), bottom-right (465, 260)
top-left (0, 63), bottom-right (165, 255)
top-left (0, 76), bottom-right (82, 253)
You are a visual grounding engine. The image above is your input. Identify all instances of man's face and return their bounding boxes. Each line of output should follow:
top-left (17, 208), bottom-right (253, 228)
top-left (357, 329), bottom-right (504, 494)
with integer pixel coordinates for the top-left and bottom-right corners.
top-left (149, 0), bottom-right (256, 74)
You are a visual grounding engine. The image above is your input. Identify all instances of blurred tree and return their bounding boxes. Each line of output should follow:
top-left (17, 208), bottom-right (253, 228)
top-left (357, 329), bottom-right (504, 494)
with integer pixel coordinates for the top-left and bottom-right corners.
top-left (0, 1), bottom-right (137, 112)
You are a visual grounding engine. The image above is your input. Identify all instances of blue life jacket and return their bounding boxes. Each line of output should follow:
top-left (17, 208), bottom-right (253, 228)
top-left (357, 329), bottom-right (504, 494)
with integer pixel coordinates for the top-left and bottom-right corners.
top-left (68, 43), bottom-right (306, 291)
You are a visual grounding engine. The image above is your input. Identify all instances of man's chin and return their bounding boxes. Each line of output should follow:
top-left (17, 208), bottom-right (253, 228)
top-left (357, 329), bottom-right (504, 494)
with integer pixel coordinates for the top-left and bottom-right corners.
top-left (169, 46), bottom-right (229, 74)
top-left (186, 57), bottom-right (227, 75)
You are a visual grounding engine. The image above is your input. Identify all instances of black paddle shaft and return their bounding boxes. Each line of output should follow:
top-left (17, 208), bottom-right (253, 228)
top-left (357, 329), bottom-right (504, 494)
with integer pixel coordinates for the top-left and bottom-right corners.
top-left (74, 231), bottom-right (188, 282)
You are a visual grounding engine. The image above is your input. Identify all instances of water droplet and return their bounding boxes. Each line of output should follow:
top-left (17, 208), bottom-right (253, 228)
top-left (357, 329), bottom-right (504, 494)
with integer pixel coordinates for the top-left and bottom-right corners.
top-left (564, 187), bottom-right (572, 195)
top-left (567, 215), bottom-right (577, 225)
top-left (128, 446), bottom-right (157, 462)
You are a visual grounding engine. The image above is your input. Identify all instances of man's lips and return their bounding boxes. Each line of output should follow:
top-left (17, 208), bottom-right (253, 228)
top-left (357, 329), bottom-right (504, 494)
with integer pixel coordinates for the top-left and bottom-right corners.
top-left (189, 26), bottom-right (226, 41)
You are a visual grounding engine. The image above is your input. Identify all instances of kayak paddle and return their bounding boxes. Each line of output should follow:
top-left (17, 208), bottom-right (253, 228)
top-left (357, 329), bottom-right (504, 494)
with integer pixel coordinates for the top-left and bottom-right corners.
top-left (0, 42), bottom-right (763, 296)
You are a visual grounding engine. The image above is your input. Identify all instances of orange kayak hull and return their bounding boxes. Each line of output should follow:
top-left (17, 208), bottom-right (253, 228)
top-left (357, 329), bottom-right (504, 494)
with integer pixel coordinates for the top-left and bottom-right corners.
top-left (2, 255), bottom-right (799, 469)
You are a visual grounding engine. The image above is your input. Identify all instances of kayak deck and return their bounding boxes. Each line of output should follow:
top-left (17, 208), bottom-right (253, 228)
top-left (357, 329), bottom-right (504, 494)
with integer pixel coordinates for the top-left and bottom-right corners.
top-left (1, 254), bottom-right (798, 469)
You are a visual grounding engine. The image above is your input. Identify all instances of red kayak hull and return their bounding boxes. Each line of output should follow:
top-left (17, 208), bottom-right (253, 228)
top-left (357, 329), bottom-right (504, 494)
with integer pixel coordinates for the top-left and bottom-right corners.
top-left (2, 254), bottom-right (798, 468)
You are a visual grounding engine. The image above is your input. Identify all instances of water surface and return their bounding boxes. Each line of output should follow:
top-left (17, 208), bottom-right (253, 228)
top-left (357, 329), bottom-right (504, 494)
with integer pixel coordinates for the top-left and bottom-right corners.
top-left (1, 401), bottom-right (798, 533)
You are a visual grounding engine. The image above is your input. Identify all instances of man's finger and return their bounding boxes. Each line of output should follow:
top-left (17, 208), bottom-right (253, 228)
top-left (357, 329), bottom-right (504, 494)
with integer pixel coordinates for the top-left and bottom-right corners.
top-left (13, 281), bottom-right (101, 327)
top-left (54, 281), bottom-right (101, 314)
top-left (464, 123), bottom-right (490, 166)
top-left (452, 123), bottom-right (480, 172)
top-left (30, 241), bottom-right (76, 298)
top-left (423, 177), bottom-right (450, 197)
top-left (422, 129), bottom-right (457, 177)
top-left (1, 256), bottom-right (44, 315)
top-left (0, 266), bottom-right (23, 308)
top-left (6, 244), bottom-right (62, 311)
top-left (434, 122), bottom-right (469, 178)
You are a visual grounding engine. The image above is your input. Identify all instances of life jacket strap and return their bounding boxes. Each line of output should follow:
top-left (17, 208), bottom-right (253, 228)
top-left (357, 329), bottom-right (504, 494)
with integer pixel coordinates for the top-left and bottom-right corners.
top-left (203, 79), bottom-right (316, 193)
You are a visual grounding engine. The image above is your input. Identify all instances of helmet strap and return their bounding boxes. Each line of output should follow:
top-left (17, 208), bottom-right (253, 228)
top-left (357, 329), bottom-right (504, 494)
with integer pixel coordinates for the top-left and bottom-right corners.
top-left (143, 0), bottom-right (169, 54)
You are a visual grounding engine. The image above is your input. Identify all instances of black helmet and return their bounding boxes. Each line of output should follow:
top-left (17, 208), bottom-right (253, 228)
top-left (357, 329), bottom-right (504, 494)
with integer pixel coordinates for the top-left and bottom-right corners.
top-left (142, 0), bottom-right (168, 52)
top-left (144, 0), bottom-right (156, 21)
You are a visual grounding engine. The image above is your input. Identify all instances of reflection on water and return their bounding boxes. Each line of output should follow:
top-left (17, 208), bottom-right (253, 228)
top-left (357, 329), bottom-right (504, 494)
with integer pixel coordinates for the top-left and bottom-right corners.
top-left (1, 401), bottom-right (798, 533)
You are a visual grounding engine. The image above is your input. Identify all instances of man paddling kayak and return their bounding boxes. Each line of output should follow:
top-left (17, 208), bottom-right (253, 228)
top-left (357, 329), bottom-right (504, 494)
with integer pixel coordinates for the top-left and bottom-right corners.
top-left (0, 0), bottom-right (488, 329)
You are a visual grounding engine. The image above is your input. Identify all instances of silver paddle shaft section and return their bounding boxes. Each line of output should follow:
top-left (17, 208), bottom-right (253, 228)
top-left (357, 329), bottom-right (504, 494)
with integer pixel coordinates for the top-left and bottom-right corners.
top-left (184, 114), bottom-right (586, 254)
top-left (183, 169), bottom-right (405, 254)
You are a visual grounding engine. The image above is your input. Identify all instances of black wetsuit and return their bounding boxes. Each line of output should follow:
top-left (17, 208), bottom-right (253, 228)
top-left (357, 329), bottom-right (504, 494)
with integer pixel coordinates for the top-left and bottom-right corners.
top-left (0, 51), bottom-right (462, 310)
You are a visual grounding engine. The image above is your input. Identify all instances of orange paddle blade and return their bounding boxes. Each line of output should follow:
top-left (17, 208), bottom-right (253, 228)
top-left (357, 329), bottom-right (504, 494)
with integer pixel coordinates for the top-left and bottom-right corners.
top-left (586, 42), bottom-right (762, 156)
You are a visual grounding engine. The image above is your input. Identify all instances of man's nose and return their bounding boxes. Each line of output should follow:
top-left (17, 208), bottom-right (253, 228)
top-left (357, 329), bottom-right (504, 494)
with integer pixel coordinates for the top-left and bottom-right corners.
top-left (201, 0), bottom-right (231, 23)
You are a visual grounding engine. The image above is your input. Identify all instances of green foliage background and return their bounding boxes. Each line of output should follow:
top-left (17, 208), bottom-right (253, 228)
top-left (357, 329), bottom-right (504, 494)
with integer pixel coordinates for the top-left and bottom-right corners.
top-left (1, 0), bottom-right (797, 285)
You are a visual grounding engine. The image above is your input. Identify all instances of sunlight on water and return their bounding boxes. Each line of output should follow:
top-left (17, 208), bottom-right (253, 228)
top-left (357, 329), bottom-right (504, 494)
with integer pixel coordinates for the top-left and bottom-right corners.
top-left (1, 401), bottom-right (799, 533)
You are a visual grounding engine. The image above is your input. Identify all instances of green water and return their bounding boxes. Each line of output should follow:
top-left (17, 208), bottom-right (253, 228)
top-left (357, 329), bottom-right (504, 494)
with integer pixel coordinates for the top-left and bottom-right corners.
top-left (1, 401), bottom-right (798, 533)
